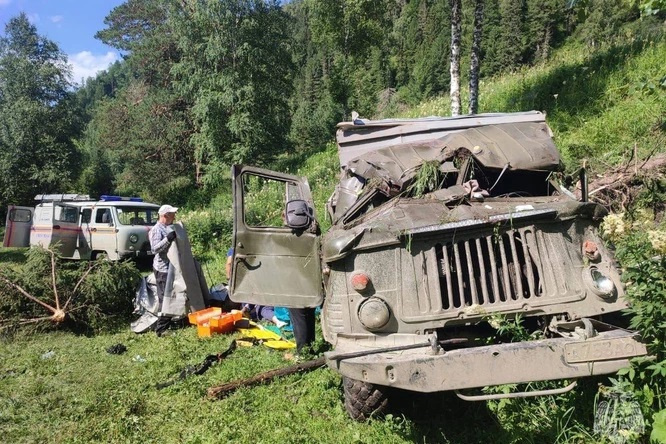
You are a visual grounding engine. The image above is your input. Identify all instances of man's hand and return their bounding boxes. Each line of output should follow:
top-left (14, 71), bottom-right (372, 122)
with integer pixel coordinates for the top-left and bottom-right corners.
top-left (166, 231), bottom-right (177, 242)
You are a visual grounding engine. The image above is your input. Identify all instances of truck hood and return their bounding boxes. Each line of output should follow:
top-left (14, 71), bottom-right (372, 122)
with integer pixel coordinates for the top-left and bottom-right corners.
top-left (322, 196), bottom-right (607, 263)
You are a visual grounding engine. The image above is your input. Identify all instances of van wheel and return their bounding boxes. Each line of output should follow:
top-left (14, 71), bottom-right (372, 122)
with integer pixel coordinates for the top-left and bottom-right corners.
top-left (343, 377), bottom-right (390, 421)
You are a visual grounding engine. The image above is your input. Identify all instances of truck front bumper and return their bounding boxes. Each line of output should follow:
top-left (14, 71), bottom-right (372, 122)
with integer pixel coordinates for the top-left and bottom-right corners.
top-left (326, 329), bottom-right (647, 392)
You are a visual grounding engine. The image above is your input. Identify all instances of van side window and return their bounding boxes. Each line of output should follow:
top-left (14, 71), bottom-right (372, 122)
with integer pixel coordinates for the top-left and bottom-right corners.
top-left (81, 209), bottom-right (92, 224)
top-left (54, 205), bottom-right (78, 223)
top-left (95, 209), bottom-right (112, 224)
top-left (9, 208), bottom-right (32, 223)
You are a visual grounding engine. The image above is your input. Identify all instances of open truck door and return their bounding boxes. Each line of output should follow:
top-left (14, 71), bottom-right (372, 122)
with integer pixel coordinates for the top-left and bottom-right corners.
top-left (230, 165), bottom-right (323, 308)
top-left (3, 206), bottom-right (34, 247)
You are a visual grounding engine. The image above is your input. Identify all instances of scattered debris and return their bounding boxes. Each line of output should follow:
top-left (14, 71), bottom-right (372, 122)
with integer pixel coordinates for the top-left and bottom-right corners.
top-left (156, 340), bottom-right (238, 390)
top-left (106, 344), bottom-right (127, 355)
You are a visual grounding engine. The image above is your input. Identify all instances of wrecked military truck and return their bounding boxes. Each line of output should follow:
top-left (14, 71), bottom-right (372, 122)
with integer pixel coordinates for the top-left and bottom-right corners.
top-left (228, 111), bottom-right (647, 420)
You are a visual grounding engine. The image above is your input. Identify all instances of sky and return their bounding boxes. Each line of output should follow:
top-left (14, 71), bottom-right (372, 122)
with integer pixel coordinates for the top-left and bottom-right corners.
top-left (0, 0), bottom-right (126, 85)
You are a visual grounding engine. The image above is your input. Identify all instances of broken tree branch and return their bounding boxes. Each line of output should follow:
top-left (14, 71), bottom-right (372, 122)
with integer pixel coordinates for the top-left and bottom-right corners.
top-left (64, 263), bottom-right (98, 310)
top-left (208, 356), bottom-right (326, 399)
top-left (0, 272), bottom-right (57, 314)
top-left (48, 248), bottom-right (60, 310)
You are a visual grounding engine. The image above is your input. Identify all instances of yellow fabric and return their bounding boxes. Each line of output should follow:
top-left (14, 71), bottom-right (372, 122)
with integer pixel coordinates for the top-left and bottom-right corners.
top-left (235, 323), bottom-right (296, 349)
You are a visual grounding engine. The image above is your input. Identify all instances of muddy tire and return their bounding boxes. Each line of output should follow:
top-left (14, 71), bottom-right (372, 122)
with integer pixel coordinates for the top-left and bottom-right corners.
top-left (343, 377), bottom-right (390, 421)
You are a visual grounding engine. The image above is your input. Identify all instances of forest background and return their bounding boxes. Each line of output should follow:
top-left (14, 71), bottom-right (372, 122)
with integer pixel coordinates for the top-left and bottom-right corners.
top-left (0, 0), bottom-right (662, 209)
top-left (1, 0), bottom-right (666, 442)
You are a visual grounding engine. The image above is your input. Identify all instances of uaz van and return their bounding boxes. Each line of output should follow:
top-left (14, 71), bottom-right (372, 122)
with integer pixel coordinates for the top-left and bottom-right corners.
top-left (3, 194), bottom-right (159, 260)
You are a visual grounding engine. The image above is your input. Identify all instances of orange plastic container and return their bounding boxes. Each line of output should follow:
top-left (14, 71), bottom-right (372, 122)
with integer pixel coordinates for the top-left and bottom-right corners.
top-left (197, 323), bottom-right (214, 337)
top-left (209, 310), bottom-right (242, 334)
top-left (188, 307), bottom-right (222, 326)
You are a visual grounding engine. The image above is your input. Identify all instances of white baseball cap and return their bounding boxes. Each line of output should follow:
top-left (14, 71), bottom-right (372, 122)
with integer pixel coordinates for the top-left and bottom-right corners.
top-left (158, 204), bottom-right (179, 215)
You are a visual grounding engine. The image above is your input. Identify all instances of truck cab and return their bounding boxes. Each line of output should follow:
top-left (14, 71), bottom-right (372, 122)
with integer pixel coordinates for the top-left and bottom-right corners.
top-left (229, 111), bottom-right (647, 420)
top-left (4, 194), bottom-right (159, 260)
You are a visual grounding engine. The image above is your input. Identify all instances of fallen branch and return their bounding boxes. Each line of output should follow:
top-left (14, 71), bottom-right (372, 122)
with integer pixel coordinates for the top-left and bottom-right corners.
top-left (575, 153), bottom-right (666, 211)
top-left (208, 356), bottom-right (326, 399)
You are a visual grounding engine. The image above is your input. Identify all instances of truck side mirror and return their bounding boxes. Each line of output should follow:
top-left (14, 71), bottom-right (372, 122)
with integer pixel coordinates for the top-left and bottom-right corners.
top-left (285, 200), bottom-right (313, 229)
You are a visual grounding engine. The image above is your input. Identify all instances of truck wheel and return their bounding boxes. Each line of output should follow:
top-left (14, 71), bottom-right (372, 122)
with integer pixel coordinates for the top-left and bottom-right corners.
top-left (343, 376), bottom-right (390, 421)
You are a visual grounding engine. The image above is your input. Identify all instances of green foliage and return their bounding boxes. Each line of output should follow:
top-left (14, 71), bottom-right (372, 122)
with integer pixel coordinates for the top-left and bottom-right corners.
top-left (180, 207), bottom-right (233, 260)
top-left (651, 408), bottom-right (666, 443)
top-left (405, 160), bottom-right (443, 197)
top-left (171, 0), bottom-right (294, 181)
top-left (0, 247), bottom-right (141, 333)
top-left (597, 208), bottom-right (666, 440)
top-left (0, 13), bottom-right (81, 208)
top-left (80, 81), bottom-right (195, 203)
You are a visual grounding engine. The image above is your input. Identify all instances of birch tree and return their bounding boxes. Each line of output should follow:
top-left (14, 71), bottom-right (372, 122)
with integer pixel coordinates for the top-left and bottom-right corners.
top-left (449, 0), bottom-right (462, 116)
top-left (468, 0), bottom-right (484, 115)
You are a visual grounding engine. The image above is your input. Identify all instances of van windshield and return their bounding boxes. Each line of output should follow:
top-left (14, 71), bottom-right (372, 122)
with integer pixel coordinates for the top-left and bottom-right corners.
top-left (115, 207), bottom-right (158, 226)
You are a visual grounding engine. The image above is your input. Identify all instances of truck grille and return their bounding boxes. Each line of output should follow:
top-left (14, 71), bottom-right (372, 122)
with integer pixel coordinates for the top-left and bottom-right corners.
top-left (436, 226), bottom-right (579, 310)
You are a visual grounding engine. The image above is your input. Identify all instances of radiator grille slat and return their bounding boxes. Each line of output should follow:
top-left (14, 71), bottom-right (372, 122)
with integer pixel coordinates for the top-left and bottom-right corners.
top-left (436, 226), bottom-right (574, 310)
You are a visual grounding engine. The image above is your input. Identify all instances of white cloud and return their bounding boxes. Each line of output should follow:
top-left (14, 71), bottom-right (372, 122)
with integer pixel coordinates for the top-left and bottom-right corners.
top-left (50, 15), bottom-right (64, 23)
top-left (68, 51), bottom-right (119, 85)
top-left (0, 0), bottom-right (12, 7)
top-left (27, 13), bottom-right (40, 23)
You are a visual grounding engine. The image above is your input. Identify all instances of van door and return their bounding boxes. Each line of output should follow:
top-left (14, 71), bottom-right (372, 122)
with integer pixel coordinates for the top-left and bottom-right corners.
top-left (88, 207), bottom-right (118, 259)
top-left (77, 207), bottom-right (93, 259)
top-left (230, 165), bottom-right (323, 308)
top-left (51, 204), bottom-right (80, 257)
top-left (3, 206), bottom-right (34, 247)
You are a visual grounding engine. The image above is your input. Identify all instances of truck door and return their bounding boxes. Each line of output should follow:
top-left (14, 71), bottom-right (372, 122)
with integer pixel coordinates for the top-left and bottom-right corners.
top-left (230, 165), bottom-right (323, 308)
top-left (51, 204), bottom-right (80, 257)
top-left (3, 206), bottom-right (34, 247)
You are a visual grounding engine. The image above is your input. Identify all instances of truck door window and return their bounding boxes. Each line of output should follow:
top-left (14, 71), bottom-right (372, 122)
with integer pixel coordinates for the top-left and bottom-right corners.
top-left (54, 205), bottom-right (78, 223)
top-left (242, 173), bottom-right (292, 228)
top-left (9, 208), bottom-right (32, 222)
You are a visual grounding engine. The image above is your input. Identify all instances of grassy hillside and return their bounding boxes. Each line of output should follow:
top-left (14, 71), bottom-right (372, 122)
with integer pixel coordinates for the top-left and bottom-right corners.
top-left (406, 35), bottom-right (666, 172)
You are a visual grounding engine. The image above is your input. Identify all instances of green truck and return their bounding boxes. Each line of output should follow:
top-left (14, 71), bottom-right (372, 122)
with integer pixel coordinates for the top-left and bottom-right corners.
top-left (228, 111), bottom-right (647, 420)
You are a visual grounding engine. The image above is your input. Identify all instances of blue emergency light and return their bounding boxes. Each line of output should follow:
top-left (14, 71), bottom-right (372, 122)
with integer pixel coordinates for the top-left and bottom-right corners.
top-left (100, 195), bottom-right (143, 202)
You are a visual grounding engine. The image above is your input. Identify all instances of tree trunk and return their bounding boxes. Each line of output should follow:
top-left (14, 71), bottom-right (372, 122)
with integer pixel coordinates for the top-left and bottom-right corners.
top-left (468, 0), bottom-right (484, 115)
top-left (449, 0), bottom-right (462, 116)
top-left (208, 356), bottom-right (326, 399)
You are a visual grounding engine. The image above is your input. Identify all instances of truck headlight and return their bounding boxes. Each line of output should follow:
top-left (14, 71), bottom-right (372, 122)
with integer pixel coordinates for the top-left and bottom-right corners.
top-left (129, 234), bottom-right (139, 244)
top-left (583, 266), bottom-right (616, 298)
top-left (358, 297), bottom-right (390, 330)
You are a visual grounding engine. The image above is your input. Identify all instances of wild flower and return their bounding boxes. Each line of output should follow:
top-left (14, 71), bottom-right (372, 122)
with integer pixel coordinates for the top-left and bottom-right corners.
top-left (601, 213), bottom-right (627, 242)
top-left (647, 229), bottom-right (666, 254)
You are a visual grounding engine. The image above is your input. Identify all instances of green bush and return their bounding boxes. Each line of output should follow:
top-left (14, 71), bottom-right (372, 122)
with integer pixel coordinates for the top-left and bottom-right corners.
top-left (600, 209), bottom-right (666, 439)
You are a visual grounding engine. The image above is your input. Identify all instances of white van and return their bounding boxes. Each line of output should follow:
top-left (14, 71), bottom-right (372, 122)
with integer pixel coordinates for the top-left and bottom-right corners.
top-left (3, 194), bottom-right (160, 260)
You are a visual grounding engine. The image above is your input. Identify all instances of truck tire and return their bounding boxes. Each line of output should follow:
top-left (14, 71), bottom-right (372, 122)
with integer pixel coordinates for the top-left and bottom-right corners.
top-left (343, 376), bottom-right (390, 421)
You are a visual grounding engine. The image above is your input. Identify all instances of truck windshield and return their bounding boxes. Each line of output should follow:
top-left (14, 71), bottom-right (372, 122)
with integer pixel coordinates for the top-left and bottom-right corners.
top-left (115, 207), bottom-right (157, 226)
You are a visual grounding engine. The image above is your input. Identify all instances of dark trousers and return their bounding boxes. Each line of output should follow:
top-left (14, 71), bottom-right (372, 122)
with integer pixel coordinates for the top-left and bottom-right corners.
top-left (154, 269), bottom-right (168, 300)
top-left (154, 270), bottom-right (170, 334)
top-left (288, 307), bottom-right (316, 351)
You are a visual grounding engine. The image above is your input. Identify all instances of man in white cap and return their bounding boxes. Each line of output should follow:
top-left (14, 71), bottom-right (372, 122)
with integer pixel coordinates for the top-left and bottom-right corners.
top-left (149, 204), bottom-right (179, 335)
